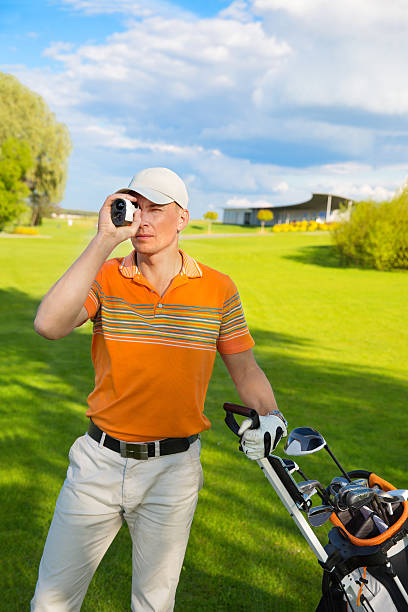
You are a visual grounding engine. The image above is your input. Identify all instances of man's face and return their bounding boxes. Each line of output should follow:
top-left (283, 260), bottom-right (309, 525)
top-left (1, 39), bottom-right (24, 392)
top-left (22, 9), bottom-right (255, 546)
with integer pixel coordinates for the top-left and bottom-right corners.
top-left (129, 193), bottom-right (189, 255)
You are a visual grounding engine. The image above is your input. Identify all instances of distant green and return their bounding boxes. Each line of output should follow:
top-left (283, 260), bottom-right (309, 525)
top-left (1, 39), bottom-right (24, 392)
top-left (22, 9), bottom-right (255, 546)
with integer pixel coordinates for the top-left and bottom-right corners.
top-left (1, 218), bottom-right (407, 611)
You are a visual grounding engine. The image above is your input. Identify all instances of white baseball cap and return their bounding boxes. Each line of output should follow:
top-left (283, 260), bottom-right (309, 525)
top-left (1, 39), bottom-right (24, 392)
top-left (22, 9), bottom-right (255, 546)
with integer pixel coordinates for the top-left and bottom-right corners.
top-left (124, 167), bottom-right (189, 209)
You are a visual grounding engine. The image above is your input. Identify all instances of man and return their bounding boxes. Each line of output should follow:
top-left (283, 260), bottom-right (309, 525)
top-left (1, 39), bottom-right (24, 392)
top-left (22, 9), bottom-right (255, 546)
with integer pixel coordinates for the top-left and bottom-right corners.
top-left (32, 167), bottom-right (287, 611)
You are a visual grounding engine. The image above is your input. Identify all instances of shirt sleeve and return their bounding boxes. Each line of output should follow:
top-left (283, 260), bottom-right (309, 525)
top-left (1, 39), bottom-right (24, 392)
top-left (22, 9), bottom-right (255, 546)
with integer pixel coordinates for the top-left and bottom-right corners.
top-left (83, 269), bottom-right (104, 320)
top-left (217, 277), bottom-right (255, 355)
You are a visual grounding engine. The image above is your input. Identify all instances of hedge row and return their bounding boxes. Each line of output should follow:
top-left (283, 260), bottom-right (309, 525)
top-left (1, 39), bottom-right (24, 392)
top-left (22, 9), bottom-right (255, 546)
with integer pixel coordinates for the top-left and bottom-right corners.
top-left (12, 226), bottom-right (39, 235)
top-left (272, 220), bottom-right (339, 232)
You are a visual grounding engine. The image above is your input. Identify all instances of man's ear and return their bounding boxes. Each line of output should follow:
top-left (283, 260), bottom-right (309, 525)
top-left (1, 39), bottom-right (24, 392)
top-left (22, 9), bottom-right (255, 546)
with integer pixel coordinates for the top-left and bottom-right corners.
top-left (177, 208), bottom-right (190, 233)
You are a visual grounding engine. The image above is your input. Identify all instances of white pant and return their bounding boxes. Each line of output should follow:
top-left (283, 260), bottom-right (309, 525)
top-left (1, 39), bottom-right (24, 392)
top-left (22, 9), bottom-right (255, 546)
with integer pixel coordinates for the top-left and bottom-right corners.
top-left (31, 433), bottom-right (203, 612)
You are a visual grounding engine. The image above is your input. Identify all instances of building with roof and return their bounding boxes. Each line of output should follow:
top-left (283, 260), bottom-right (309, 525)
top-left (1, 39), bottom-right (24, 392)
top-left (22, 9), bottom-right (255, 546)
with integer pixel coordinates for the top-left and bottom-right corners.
top-left (222, 193), bottom-right (353, 227)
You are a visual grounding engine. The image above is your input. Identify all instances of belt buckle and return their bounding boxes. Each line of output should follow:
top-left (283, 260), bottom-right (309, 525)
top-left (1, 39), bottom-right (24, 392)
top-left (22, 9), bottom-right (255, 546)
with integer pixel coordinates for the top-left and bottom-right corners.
top-left (120, 440), bottom-right (149, 460)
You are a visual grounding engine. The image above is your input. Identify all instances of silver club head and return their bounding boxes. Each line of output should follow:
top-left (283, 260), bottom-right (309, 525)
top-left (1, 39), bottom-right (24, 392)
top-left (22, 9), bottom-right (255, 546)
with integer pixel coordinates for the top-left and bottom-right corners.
top-left (308, 505), bottom-right (334, 527)
top-left (375, 489), bottom-right (408, 503)
top-left (284, 427), bottom-right (326, 456)
top-left (351, 478), bottom-right (369, 487)
top-left (345, 488), bottom-right (375, 510)
top-left (329, 476), bottom-right (349, 495)
top-left (297, 480), bottom-right (322, 500)
top-left (334, 483), bottom-right (366, 511)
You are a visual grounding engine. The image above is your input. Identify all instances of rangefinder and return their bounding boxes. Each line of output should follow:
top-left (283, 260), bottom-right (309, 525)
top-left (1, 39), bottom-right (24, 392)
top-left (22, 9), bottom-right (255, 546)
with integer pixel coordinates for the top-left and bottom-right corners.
top-left (110, 198), bottom-right (138, 227)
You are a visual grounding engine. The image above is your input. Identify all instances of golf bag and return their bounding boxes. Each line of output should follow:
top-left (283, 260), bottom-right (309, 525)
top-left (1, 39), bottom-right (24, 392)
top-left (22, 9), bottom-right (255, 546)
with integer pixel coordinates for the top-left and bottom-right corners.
top-left (317, 469), bottom-right (408, 611)
top-left (223, 403), bottom-right (408, 611)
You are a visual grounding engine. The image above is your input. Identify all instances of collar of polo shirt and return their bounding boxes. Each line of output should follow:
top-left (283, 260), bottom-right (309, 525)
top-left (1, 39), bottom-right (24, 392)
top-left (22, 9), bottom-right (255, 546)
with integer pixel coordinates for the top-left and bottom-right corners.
top-left (119, 249), bottom-right (202, 280)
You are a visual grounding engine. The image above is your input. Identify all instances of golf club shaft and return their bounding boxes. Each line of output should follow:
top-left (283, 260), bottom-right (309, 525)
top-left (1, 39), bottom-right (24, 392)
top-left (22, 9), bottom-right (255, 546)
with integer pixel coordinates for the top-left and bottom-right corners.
top-left (316, 484), bottom-right (333, 504)
top-left (324, 445), bottom-right (351, 482)
top-left (372, 497), bottom-right (389, 525)
top-left (297, 467), bottom-right (308, 481)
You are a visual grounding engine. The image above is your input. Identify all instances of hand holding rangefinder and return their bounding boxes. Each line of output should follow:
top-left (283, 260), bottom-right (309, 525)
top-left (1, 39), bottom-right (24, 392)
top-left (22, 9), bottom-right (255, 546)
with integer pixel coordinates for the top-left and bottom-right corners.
top-left (110, 198), bottom-right (138, 227)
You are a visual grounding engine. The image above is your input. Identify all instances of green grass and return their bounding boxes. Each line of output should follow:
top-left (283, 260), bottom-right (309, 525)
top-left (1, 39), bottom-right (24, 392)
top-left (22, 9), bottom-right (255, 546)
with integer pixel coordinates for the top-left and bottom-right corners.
top-left (1, 219), bottom-right (407, 610)
top-left (183, 220), bottom-right (260, 234)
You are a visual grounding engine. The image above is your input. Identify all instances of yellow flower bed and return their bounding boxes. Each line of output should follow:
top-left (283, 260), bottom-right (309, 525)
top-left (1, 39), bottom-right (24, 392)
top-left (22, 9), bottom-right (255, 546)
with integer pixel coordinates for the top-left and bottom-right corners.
top-left (13, 226), bottom-right (39, 235)
top-left (272, 221), bottom-right (339, 233)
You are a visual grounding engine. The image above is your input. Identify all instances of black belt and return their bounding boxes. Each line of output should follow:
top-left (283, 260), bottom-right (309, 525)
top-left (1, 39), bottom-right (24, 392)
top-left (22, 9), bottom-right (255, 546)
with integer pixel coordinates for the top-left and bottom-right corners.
top-left (88, 420), bottom-right (199, 460)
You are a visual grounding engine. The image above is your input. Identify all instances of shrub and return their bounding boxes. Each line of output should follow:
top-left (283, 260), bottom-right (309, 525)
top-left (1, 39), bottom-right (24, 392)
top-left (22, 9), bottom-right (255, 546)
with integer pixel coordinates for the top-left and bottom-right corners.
top-left (12, 226), bottom-right (39, 235)
top-left (332, 195), bottom-right (408, 270)
top-left (271, 220), bottom-right (337, 233)
top-left (325, 222), bottom-right (340, 231)
top-left (307, 220), bottom-right (318, 232)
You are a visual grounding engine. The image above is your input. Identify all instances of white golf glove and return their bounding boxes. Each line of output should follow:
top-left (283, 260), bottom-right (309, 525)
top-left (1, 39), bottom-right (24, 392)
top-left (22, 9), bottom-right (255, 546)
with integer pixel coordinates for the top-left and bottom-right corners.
top-left (238, 412), bottom-right (288, 460)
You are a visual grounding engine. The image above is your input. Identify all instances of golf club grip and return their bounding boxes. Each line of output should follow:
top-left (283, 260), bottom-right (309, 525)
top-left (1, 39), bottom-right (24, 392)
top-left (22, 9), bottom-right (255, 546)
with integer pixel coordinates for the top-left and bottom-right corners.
top-left (223, 402), bottom-right (260, 436)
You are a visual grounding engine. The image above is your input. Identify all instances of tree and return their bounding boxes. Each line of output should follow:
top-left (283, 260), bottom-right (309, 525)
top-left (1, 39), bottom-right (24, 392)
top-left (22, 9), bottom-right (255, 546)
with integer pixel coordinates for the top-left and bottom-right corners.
top-left (0, 138), bottom-right (32, 230)
top-left (257, 209), bottom-right (274, 232)
top-left (0, 72), bottom-right (71, 225)
top-left (203, 210), bottom-right (218, 234)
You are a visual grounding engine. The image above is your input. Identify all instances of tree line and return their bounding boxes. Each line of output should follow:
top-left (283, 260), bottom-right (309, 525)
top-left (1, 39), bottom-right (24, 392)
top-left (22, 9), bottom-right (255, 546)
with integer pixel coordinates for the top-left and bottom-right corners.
top-left (0, 72), bottom-right (71, 230)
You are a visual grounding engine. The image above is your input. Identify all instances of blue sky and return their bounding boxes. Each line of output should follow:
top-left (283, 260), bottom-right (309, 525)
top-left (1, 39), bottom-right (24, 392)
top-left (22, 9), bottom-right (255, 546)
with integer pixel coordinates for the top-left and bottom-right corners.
top-left (1, 0), bottom-right (408, 217)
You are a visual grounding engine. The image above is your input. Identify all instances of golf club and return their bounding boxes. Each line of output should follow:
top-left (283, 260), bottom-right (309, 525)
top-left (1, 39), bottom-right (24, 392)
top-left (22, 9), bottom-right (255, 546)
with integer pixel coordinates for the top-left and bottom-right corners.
top-left (333, 483), bottom-right (366, 511)
top-left (281, 458), bottom-right (308, 479)
top-left (284, 427), bottom-right (351, 482)
top-left (281, 459), bottom-right (330, 504)
top-left (360, 506), bottom-right (389, 534)
top-left (372, 490), bottom-right (394, 517)
top-left (328, 476), bottom-right (350, 497)
top-left (345, 487), bottom-right (375, 510)
top-left (297, 480), bottom-right (321, 501)
top-left (375, 489), bottom-right (408, 504)
top-left (371, 496), bottom-right (389, 526)
top-left (308, 505), bottom-right (334, 527)
top-left (350, 478), bottom-right (369, 488)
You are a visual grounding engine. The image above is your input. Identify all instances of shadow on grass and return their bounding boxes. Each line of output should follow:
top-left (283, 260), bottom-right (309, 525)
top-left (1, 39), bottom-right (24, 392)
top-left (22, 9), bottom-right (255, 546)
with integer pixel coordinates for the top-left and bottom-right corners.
top-left (285, 245), bottom-right (408, 274)
top-left (1, 287), bottom-right (407, 610)
top-left (283, 244), bottom-right (346, 268)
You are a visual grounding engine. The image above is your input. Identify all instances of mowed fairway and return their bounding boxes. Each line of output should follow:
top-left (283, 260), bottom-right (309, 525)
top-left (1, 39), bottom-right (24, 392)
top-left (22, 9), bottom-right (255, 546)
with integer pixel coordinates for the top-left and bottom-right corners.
top-left (1, 219), bottom-right (407, 611)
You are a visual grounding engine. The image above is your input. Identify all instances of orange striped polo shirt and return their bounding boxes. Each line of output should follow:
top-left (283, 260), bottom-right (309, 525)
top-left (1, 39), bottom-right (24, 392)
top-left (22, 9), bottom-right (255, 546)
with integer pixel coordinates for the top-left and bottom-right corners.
top-left (83, 249), bottom-right (254, 441)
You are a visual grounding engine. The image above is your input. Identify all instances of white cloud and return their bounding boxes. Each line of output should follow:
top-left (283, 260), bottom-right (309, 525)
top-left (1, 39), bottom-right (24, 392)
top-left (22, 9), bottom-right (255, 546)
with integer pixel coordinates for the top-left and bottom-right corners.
top-left (320, 162), bottom-right (373, 176)
top-left (226, 196), bottom-right (277, 208)
top-left (12, 1), bottom-right (408, 159)
top-left (202, 115), bottom-right (377, 159)
top-left (353, 184), bottom-right (395, 200)
top-left (43, 41), bottom-right (74, 56)
top-left (219, 0), bottom-right (252, 22)
top-left (82, 123), bottom-right (218, 156)
top-left (40, 15), bottom-right (290, 107)
top-left (60, 0), bottom-right (182, 18)
top-left (251, 0), bottom-right (408, 115)
top-left (251, 0), bottom-right (408, 32)
top-left (4, 0), bottom-right (408, 216)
